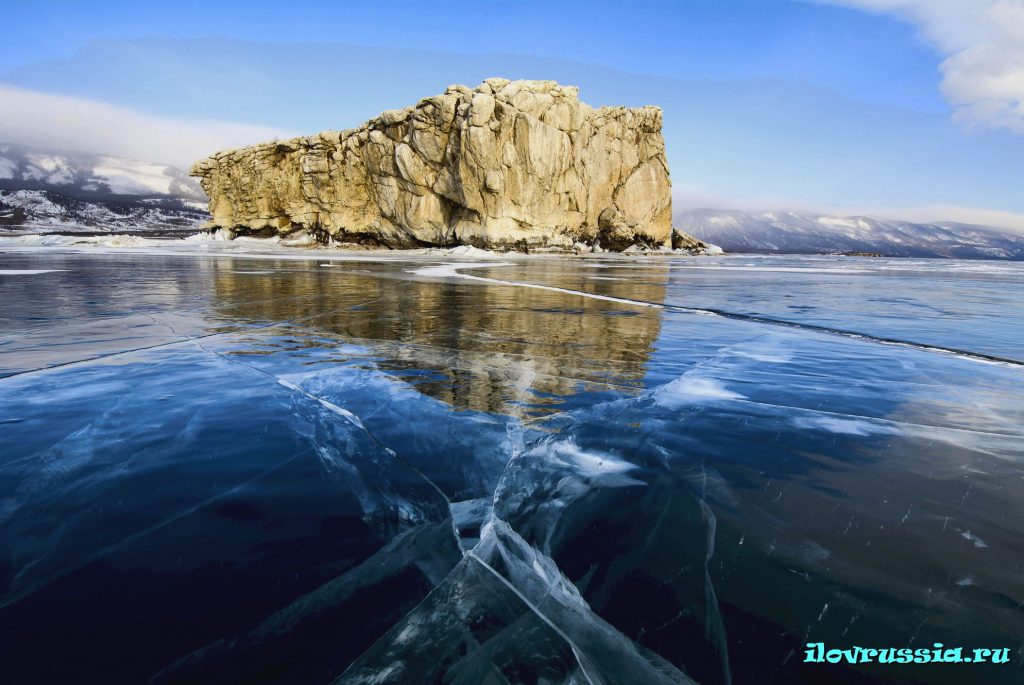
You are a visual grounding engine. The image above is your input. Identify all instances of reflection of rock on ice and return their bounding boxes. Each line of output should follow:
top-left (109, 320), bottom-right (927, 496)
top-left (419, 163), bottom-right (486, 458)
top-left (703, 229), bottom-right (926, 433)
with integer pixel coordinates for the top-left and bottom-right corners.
top-left (211, 259), bottom-right (670, 417)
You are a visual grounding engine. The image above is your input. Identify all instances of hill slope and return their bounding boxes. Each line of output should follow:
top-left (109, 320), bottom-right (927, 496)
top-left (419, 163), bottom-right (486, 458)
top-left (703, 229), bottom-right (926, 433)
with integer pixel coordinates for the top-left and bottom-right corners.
top-left (0, 143), bottom-right (207, 234)
top-left (676, 209), bottom-right (1024, 260)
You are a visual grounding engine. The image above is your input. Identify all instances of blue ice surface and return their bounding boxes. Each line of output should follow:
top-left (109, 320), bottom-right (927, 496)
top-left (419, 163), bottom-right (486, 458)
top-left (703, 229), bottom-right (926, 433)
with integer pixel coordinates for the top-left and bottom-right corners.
top-left (0, 248), bottom-right (1022, 684)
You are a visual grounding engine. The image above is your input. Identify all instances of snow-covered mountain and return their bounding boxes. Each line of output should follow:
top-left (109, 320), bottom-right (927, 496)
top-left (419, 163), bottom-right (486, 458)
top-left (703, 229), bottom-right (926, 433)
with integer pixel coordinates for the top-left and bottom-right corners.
top-left (0, 143), bottom-right (207, 234)
top-left (676, 209), bottom-right (1024, 260)
top-left (0, 143), bottom-right (204, 202)
top-left (0, 189), bottom-right (209, 234)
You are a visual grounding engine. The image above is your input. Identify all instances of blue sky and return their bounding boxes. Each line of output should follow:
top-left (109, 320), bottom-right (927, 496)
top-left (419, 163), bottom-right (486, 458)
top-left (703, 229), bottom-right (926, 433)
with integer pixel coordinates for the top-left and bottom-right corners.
top-left (2, 0), bottom-right (1022, 228)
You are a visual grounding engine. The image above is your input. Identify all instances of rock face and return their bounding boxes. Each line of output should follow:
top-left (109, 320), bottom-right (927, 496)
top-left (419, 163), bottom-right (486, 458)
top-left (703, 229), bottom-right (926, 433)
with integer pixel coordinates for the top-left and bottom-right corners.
top-left (190, 79), bottom-right (676, 250)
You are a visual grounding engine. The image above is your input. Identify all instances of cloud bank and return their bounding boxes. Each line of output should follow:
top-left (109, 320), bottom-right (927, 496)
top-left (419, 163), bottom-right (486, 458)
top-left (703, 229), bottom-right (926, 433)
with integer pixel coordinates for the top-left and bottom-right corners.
top-left (0, 84), bottom-right (295, 169)
top-left (825, 0), bottom-right (1024, 132)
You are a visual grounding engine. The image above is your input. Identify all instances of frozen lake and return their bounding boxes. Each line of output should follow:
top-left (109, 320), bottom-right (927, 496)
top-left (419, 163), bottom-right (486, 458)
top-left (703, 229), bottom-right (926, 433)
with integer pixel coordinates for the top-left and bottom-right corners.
top-left (1, 243), bottom-right (1022, 683)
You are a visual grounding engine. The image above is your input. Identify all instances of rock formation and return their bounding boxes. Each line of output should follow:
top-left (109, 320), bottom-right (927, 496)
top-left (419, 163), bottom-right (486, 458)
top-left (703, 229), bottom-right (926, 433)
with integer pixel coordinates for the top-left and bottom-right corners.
top-left (191, 79), bottom-right (688, 251)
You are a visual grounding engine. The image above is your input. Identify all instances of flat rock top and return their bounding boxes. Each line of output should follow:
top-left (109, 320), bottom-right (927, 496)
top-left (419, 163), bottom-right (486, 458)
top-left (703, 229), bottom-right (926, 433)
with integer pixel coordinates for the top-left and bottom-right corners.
top-left (194, 79), bottom-right (660, 167)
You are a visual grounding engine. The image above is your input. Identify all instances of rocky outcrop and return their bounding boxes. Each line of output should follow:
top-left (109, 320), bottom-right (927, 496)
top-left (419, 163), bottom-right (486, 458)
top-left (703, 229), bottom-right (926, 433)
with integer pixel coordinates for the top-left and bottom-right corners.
top-left (190, 79), bottom-right (682, 250)
top-left (671, 227), bottom-right (721, 253)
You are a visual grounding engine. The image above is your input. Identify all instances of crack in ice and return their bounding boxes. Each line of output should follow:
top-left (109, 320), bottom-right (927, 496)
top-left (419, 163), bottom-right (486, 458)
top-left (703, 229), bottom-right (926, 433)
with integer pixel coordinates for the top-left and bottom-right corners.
top-left (411, 261), bottom-right (1024, 368)
top-left (465, 551), bottom-right (599, 685)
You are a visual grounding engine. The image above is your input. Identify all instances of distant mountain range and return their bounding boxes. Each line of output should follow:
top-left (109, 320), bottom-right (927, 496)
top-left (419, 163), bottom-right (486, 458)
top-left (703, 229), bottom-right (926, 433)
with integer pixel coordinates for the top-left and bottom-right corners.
top-left (677, 209), bottom-right (1024, 260)
top-left (0, 143), bottom-right (207, 234)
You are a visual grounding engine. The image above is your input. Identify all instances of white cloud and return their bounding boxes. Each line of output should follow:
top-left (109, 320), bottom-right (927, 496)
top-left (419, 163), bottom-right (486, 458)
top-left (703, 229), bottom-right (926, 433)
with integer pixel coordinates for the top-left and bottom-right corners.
top-left (0, 84), bottom-right (296, 170)
top-left (823, 0), bottom-right (1024, 132)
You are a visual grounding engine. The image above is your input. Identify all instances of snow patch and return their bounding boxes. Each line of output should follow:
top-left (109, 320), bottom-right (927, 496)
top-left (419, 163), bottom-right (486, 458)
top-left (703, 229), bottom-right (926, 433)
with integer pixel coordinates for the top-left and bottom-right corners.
top-left (91, 157), bottom-right (175, 195)
top-left (959, 530), bottom-right (988, 548)
top-left (547, 440), bottom-right (641, 479)
top-left (280, 231), bottom-right (317, 247)
top-left (792, 415), bottom-right (901, 437)
top-left (0, 157), bottom-right (16, 179)
top-left (654, 375), bottom-right (745, 407)
top-left (410, 261), bottom-right (514, 278)
top-left (184, 229), bottom-right (234, 243)
top-left (437, 244), bottom-right (503, 258)
top-left (675, 265), bottom-right (870, 274)
top-left (0, 233), bottom-right (174, 248)
top-left (24, 153), bottom-right (75, 184)
top-left (410, 261), bottom-right (662, 308)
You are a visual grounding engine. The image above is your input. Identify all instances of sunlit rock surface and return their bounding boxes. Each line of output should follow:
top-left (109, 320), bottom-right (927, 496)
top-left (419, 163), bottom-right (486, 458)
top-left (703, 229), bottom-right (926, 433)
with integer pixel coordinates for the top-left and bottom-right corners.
top-left (190, 79), bottom-right (679, 250)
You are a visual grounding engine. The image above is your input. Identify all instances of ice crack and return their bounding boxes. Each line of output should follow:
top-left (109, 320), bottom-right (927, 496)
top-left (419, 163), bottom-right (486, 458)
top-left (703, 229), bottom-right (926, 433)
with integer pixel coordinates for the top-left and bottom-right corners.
top-left (411, 262), bottom-right (1024, 368)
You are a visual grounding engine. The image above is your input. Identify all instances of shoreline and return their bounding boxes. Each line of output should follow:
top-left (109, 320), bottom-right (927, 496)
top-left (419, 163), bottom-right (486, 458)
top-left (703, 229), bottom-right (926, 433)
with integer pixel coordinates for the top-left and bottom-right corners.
top-left (4, 231), bottom-right (1024, 266)
top-left (0, 229), bottom-right (723, 260)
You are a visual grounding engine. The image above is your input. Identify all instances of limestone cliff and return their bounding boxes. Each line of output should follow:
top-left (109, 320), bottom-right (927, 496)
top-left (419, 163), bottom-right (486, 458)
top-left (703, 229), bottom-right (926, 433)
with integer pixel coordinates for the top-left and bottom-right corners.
top-left (190, 79), bottom-right (678, 250)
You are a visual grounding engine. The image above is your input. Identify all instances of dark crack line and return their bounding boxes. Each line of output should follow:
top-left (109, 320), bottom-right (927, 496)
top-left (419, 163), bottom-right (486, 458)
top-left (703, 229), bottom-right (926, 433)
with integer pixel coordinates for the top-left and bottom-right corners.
top-left (698, 459), bottom-right (733, 685)
top-left (664, 303), bottom-right (1024, 369)
top-left (425, 265), bottom-right (1024, 368)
